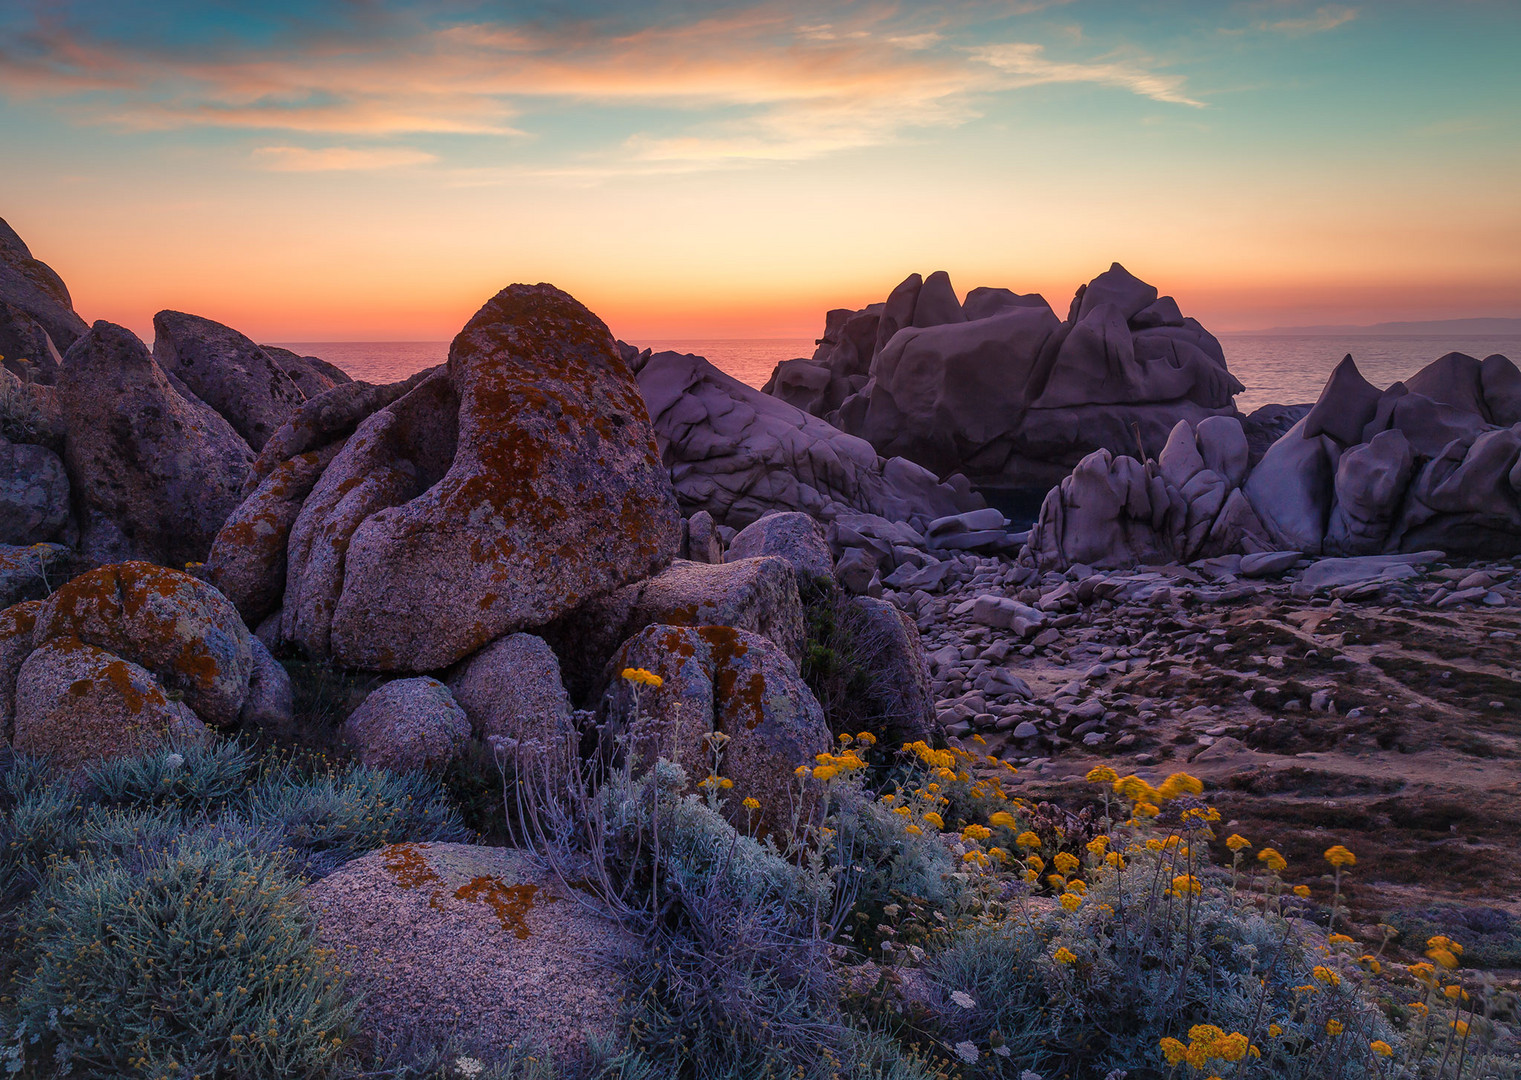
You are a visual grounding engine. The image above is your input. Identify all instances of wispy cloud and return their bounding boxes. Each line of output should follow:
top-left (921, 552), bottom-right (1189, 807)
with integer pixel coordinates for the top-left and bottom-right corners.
top-left (0, 3), bottom-right (1208, 172)
top-left (1256, 5), bottom-right (1357, 36)
top-left (252, 145), bottom-right (437, 171)
top-left (968, 42), bottom-right (1206, 107)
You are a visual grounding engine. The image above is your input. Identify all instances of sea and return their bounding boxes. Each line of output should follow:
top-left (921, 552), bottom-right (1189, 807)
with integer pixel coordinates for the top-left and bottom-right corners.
top-left (273, 333), bottom-right (1521, 415)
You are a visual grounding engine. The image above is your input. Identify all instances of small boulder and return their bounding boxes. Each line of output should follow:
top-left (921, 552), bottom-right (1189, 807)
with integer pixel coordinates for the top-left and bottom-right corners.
top-left (685, 509), bottom-right (723, 563)
top-left (307, 842), bottom-right (632, 1066)
top-left (0, 598), bottom-right (41, 741)
top-left (12, 637), bottom-right (207, 770)
top-left (448, 632), bottom-right (574, 744)
top-left (238, 636), bottom-right (296, 736)
top-left (342, 677), bottom-right (471, 771)
top-left (598, 624), bottom-right (830, 834)
top-left (842, 596), bottom-right (937, 745)
top-left (724, 511), bottom-right (834, 583)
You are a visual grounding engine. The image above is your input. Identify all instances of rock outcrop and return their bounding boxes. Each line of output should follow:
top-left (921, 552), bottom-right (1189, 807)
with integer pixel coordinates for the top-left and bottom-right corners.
top-left (0, 217), bottom-right (87, 378)
top-left (597, 624), bottom-right (831, 834)
top-left (724, 511), bottom-right (835, 584)
top-left (769, 264), bottom-right (1243, 490)
top-left (631, 348), bottom-right (982, 530)
top-left (151, 311), bottom-right (309, 451)
top-left (448, 632), bottom-right (575, 744)
top-left (1029, 352), bottom-right (1521, 569)
top-left (61, 322), bottom-right (253, 566)
top-left (259, 345), bottom-right (352, 397)
top-left (211, 284), bottom-right (682, 672)
top-left (308, 843), bottom-right (632, 1066)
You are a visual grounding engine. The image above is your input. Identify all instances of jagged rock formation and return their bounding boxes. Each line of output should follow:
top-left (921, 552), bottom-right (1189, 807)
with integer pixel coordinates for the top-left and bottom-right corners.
top-left (1030, 352), bottom-right (1521, 569)
top-left (767, 264), bottom-right (1243, 490)
top-left (630, 347), bottom-right (982, 530)
top-left (0, 216), bottom-right (87, 384)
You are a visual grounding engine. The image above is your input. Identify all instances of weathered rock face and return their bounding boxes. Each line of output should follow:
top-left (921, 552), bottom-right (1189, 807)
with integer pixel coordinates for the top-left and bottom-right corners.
top-left (0, 436), bottom-right (69, 544)
top-left (543, 556), bottom-right (806, 702)
top-left (307, 843), bottom-right (632, 1066)
top-left (342, 677), bottom-right (471, 771)
top-left (239, 636), bottom-right (295, 736)
top-left (61, 322), bottom-right (253, 566)
top-left (843, 595), bottom-right (937, 746)
top-left (12, 638), bottom-right (207, 770)
top-left (598, 624), bottom-right (830, 834)
top-left (772, 264), bottom-right (1243, 490)
top-left (221, 285), bottom-right (680, 672)
top-left (0, 217), bottom-right (87, 365)
top-left (152, 311), bottom-right (308, 451)
top-left (1029, 416), bottom-right (1270, 570)
top-left (0, 368), bottom-right (66, 451)
top-left (258, 345), bottom-right (352, 397)
top-left (33, 561), bottom-right (254, 727)
top-left (0, 298), bottom-right (64, 385)
top-left (1029, 351), bottom-right (1521, 569)
top-left (724, 511), bottom-right (835, 584)
top-left (633, 348), bottom-right (981, 530)
top-left (448, 632), bottom-right (574, 744)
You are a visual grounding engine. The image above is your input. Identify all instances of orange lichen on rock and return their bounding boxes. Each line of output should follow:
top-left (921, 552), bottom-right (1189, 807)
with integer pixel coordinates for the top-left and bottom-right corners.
top-left (454, 877), bottom-right (548, 940)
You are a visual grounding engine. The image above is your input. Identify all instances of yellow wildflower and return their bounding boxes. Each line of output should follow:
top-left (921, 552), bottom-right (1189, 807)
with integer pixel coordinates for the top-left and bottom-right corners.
top-left (1326, 1020), bottom-right (1343, 1037)
top-left (905, 824), bottom-right (922, 836)
top-left (1324, 845), bottom-right (1356, 869)
top-left (1085, 765), bottom-right (1119, 784)
top-left (1157, 772), bottom-right (1203, 800)
top-left (1015, 831), bottom-right (1042, 850)
top-left (989, 811), bottom-right (1018, 830)
top-left (1371, 1040), bottom-right (1393, 1057)
top-left (1293, 885), bottom-right (1312, 898)
top-left (855, 731), bottom-right (876, 746)
top-left (1158, 1037), bottom-right (1187, 1066)
top-left (1225, 834), bottom-right (1251, 852)
top-left (620, 667), bottom-right (663, 688)
top-left (1053, 946), bottom-right (1077, 965)
top-left (1257, 848), bottom-right (1287, 873)
top-left (742, 797), bottom-right (760, 810)
top-left (1053, 851), bottom-right (1080, 875)
top-left (922, 811), bottom-right (944, 830)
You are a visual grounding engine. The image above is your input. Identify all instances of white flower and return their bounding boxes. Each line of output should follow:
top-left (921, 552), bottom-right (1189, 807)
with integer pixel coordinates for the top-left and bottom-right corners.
top-left (950, 990), bottom-right (976, 1009)
top-left (1022, 1072), bottom-right (1045, 1080)
top-left (455, 1057), bottom-right (485, 1078)
top-left (954, 1041), bottom-right (979, 1063)
top-left (993, 1044), bottom-right (1012, 1057)
top-left (163, 753), bottom-right (185, 771)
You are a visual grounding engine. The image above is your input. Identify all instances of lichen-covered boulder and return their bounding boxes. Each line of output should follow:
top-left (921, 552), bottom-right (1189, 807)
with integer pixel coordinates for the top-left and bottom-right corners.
top-left (33, 562), bottom-right (253, 727)
top-left (448, 633), bottom-right (574, 744)
top-left (0, 436), bottom-right (68, 544)
top-left (12, 637), bottom-right (207, 769)
top-left (275, 284), bottom-right (680, 671)
top-left (60, 322), bottom-right (252, 566)
top-left (342, 677), bottom-right (471, 771)
top-left (544, 556), bottom-right (805, 702)
top-left (151, 311), bottom-right (308, 451)
top-left (725, 511), bottom-right (834, 584)
top-left (0, 598), bottom-right (41, 741)
top-left (307, 842), bottom-right (632, 1066)
top-left (238, 636), bottom-right (295, 736)
top-left (258, 345), bottom-right (352, 398)
top-left (597, 624), bottom-right (830, 833)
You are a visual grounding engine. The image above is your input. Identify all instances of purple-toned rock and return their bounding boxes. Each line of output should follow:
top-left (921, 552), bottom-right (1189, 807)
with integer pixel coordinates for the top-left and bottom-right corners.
top-left (60, 322), bottom-right (252, 565)
top-left (0, 599), bottom-right (41, 741)
top-left (342, 677), bottom-right (471, 771)
top-left (598, 624), bottom-right (830, 834)
top-left (724, 511), bottom-right (834, 583)
top-left (152, 311), bottom-right (308, 451)
top-left (12, 638), bottom-right (207, 771)
top-left (259, 345), bottom-right (352, 397)
top-left (0, 436), bottom-right (68, 544)
top-left (0, 217), bottom-right (87, 359)
top-left (448, 632), bottom-right (574, 743)
top-left (301, 285), bottom-right (680, 671)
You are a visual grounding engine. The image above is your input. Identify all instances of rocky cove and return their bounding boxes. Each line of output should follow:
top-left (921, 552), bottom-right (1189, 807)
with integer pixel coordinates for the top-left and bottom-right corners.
top-left (2, 214), bottom-right (1521, 1078)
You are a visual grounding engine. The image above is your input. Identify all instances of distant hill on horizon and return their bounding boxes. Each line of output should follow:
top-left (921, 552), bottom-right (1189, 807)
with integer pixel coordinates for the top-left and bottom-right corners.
top-left (1250, 316), bottom-right (1521, 336)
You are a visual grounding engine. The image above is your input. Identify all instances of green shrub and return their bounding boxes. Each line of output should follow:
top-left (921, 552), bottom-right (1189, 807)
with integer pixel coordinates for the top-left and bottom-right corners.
top-left (5, 832), bottom-right (354, 1078)
top-left (85, 738), bottom-right (256, 813)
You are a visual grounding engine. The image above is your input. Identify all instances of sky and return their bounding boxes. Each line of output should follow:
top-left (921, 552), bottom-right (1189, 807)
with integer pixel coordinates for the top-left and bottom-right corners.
top-left (1, 0), bottom-right (1518, 342)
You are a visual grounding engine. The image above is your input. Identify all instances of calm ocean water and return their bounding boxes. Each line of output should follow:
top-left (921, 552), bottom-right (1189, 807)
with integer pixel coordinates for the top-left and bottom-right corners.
top-left (274, 333), bottom-right (1521, 415)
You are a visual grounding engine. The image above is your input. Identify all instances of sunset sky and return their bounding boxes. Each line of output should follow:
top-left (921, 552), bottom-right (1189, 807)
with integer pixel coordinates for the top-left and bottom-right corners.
top-left (2, 0), bottom-right (1518, 342)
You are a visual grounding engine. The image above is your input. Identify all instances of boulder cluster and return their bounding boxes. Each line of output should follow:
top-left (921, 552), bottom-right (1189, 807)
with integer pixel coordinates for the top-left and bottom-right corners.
top-left (765, 263), bottom-right (1242, 490)
top-left (1030, 352), bottom-right (1521, 570)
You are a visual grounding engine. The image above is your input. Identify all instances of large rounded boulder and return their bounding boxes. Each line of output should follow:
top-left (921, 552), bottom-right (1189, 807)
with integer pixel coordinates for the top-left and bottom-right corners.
top-left (341, 677), bottom-right (471, 771)
top-left (307, 842), bottom-right (633, 1066)
top-left (218, 285), bottom-right (682, 672)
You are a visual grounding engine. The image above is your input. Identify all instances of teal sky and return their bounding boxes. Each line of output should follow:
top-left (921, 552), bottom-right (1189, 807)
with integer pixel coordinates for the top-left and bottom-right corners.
top-left (1, 0), bottom-right (1517, 340)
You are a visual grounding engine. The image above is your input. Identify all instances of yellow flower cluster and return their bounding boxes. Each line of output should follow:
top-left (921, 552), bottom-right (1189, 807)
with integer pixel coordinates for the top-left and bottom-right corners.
top-left (1159, 1025), bottom-right (1256, 1069)
top-left (1323, 844), bottom-right (1356, 869)
top-left (620, 667), bottom-right (663, 688)
top-left (1425, 935), bottom-right (1463, 970)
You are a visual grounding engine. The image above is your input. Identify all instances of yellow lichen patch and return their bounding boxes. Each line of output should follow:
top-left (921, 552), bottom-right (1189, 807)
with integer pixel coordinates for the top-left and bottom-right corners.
top-left (453, 877), bottom-right (551, 940)
top-left (382, 842), bottom-right (444, 893)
